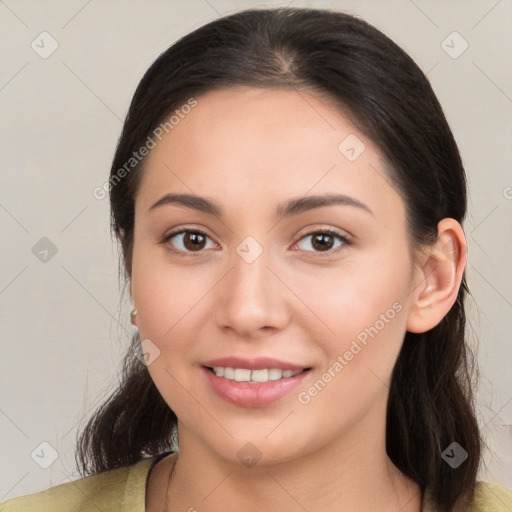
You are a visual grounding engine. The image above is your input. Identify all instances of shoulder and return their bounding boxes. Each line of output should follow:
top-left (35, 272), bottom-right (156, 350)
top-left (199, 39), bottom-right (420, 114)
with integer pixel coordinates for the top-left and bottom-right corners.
top-left (470, 480), bottom-right (512, 511)
top-left (0, 457), bottom-right (156, 512)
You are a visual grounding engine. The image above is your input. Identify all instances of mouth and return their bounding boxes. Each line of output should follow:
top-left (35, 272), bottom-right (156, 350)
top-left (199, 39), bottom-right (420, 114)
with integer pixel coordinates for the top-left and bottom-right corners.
top-left (201, 364), bottom-right (313, 408)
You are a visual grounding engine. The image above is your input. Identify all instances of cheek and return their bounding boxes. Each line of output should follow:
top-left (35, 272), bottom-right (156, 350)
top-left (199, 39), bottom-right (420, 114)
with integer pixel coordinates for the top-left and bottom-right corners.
top-left (295, 272), bottom-right (407, 432)
top-left (131, 257), bottom-right (208, 416)
top-left (291, 251), bottom-right (411, 405)
top-left (293, 255), bottom-right (410, 344)
top-left (131, 246), bottom-right (213, 340)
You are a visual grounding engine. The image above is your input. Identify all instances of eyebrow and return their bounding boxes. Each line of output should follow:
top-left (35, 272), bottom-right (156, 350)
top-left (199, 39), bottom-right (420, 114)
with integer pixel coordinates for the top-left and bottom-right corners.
top-left (148, 192), bottom-right (373, 218)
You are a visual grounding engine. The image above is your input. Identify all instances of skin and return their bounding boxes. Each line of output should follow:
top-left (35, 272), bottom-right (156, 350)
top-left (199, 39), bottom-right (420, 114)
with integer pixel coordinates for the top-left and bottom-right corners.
top-left (129, 86), bottom-right (467, 512)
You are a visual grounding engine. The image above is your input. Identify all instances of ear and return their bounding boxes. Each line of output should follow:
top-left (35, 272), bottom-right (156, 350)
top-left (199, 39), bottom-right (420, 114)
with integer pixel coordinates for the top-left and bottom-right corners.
top-left (406, 218), bottom-right (467, 333)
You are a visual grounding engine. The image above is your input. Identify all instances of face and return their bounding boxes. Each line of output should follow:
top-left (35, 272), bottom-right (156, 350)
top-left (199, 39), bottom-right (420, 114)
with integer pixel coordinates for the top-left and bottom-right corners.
top-left (130, 86), bottom-right (421, 465)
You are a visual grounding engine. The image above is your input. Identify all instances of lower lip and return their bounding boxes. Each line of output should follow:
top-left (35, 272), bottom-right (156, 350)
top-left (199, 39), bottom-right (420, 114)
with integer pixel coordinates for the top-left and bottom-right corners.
top-left (202, 367), bottom-right (311, 408)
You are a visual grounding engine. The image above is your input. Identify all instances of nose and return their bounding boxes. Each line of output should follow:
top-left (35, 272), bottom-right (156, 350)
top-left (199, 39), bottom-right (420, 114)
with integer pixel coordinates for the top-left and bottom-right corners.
top-left (214, 243), bottom-right (290, 339)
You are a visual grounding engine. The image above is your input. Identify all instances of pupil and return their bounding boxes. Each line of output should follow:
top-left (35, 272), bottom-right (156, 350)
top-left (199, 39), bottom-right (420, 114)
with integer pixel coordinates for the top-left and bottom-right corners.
top-left (185, 232), bottom-right (205, 251)
top-left (312, 233), bottom-right (333, 251)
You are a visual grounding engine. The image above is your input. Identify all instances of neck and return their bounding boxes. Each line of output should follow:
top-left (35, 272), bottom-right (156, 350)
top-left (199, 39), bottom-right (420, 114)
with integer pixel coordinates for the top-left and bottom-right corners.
top-left (164, 396), bottom-right (422, 512)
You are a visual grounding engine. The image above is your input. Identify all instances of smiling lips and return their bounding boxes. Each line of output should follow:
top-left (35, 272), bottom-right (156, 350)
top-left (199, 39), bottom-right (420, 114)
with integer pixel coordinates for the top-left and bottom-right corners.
top-left (201, 356), bottom-right (312, 408)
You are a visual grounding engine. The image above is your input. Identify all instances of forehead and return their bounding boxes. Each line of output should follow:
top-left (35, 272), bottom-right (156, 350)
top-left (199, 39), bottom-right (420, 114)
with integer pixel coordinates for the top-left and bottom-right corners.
top-left (135, 86), bottom-right (403, 220)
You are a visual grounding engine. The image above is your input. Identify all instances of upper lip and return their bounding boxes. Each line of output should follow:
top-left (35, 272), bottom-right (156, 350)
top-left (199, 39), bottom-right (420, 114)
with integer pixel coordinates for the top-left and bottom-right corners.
top-left (202, 356), bottom-right (310, 371)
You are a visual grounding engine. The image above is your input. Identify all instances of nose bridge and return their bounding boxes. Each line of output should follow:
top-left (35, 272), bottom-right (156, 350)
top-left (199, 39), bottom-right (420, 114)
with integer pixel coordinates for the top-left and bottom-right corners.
top-left (215, 236), bottom-right (288, 335)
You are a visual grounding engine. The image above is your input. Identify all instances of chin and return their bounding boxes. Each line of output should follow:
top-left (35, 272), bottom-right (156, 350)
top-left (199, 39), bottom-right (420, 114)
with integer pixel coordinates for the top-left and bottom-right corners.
top-left (202, 434), bottom-right (308, 469)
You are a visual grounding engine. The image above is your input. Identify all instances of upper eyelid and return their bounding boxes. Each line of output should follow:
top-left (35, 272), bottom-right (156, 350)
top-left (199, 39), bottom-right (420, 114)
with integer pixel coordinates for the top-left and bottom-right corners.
top-left (164, 223), bottom-right (351, 239)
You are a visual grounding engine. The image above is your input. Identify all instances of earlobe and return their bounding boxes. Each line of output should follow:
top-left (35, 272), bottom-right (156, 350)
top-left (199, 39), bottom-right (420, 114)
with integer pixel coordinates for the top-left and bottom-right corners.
top-left (131, 308), bottom-right (138, 327)
top-left (406, 218), bottom-right (467, 334)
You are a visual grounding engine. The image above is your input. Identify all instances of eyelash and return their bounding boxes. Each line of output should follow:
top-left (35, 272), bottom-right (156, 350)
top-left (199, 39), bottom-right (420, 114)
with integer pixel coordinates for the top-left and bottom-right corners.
top-left (161, 228), bottom-right (352, 258)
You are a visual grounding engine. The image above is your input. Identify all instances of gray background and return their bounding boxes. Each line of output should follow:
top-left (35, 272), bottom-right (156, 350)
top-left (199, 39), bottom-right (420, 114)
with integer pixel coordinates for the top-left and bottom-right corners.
top-left (1, 0), bottom-right (511, 500)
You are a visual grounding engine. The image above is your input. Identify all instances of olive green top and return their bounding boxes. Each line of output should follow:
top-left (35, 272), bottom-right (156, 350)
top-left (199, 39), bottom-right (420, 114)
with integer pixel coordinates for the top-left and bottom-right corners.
top-left (1, 452), bottom-right (511, 511)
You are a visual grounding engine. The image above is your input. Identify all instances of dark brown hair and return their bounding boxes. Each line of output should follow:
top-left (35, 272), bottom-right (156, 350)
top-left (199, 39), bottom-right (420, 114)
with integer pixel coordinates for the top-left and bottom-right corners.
top-left (76, 7), bottom-right (484, 511)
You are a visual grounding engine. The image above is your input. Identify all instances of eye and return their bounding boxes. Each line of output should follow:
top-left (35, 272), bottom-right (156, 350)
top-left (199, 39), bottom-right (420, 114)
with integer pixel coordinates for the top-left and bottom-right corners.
top-left (161, 227), bottom-right (351, 257)
top-left (162, 229), bottom-right (218, 255)
top-left (294, 229), bottom-right (350, 256)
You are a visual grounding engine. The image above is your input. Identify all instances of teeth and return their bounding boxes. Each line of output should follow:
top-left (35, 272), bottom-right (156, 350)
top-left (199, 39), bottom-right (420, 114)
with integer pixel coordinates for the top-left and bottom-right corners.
top-left (212, 367), bottom-right (303, 383)
top-left (233, 369), bottom-right (251, 382)
top-left (269, 368), bottom-right (283, 380)
top-left (251, 369), bottom-right (269, 382)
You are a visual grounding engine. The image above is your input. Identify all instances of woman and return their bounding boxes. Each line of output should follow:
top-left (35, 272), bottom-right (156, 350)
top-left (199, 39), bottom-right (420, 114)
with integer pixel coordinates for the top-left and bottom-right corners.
top-left (2, 6), bottom-right (511, 512)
